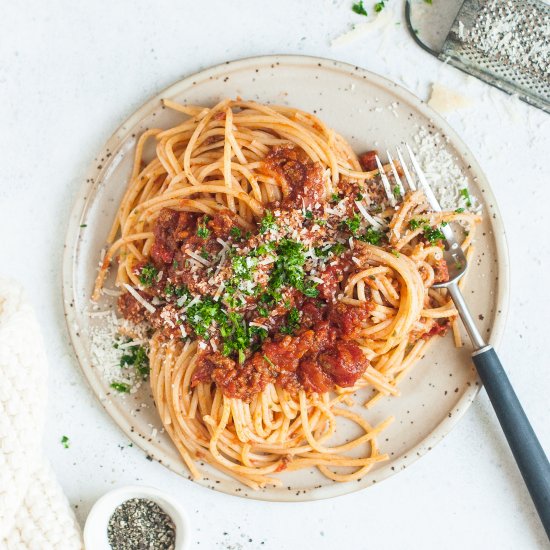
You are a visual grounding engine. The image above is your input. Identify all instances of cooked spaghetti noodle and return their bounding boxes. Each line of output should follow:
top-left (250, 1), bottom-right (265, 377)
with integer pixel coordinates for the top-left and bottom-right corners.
top-left (93, 99), bottom-right (480, 489)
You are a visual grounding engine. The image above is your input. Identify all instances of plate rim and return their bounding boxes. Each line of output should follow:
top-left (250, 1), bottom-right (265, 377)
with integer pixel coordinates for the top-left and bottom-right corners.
top-left (62, 53), bottom-right (510, 502)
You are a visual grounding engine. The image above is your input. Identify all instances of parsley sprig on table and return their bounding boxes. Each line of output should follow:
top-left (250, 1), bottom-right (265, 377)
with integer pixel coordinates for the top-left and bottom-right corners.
top-left (352, 0), bottom-right (368, 16)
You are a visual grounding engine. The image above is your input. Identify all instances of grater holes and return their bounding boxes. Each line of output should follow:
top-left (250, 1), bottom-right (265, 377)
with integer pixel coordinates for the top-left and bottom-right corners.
top-left (443, 0), bottom-right (550, 105)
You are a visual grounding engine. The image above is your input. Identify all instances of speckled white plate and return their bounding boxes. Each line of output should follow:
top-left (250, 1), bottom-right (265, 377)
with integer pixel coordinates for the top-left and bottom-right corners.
top-left (63, 55), bottom-right (509, 501)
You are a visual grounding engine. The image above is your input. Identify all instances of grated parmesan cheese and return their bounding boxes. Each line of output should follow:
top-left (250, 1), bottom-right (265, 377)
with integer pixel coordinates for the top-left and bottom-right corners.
top-left (355, 201), bottom-right (385, 229)
top-left (123, 284), bottom-right (156, 313)
top-left (186, 250), bottom-right (212, 266)
top-left (413, 128), bottom-right (481, 213)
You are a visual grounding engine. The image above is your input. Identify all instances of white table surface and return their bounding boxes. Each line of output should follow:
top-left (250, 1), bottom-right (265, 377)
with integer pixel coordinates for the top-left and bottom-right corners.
top-left (1, 1), bottom-right (549, 549)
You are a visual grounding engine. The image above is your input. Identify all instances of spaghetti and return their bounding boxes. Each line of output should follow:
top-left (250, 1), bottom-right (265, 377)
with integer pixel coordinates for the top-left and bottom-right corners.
top-left (93, 99), bottom-right (480, 489)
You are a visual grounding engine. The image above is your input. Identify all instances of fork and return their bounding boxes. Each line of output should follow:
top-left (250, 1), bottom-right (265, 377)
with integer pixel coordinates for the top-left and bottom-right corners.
top-left (375, 146), bottom-right (550, 539)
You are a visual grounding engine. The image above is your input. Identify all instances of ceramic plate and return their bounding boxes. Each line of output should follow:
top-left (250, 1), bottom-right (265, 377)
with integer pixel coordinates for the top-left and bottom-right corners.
top-left (63, 55), bottom-right (509, 501)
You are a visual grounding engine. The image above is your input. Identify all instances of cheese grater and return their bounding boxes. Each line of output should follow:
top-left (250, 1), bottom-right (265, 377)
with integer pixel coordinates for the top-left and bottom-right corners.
top-left (405, 0), bottom-right (550, 114)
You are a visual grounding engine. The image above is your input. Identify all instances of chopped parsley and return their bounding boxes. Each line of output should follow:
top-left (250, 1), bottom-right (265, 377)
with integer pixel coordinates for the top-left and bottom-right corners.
top-left (391, 250), bottom-right (401, 257)
top-left (165, 283), bottom-right (190, 300)
top-left (409, 218), bottom-right (428, 230)
top-left (259, 210), bottom-right (278, 234)
top-left (139, 263), bottom-right (159, 287)
top-left (331, 193), bottom-right (342, 203)
top-left (358, 227), bottom-right (383, 245)
top-left (374, 1), bottom-right (385, 12)
top-left (184, 297), bottom-right (265, 362)
top-left (230, 226), bottom-right (242, 239)
top-left (423, 225), bottom-right (445, 244)
top-left (120, 344), bottom-right (150, 378)
top-left (341, 214), bottom-right (362, 235)
top-left (249, 325), bottom-right (268, 345)
top-left (60, 435), bottom-right (70, 449)
top-left (315, 243), bottom-right (346, 258)
top-left (257, 306), bottom-right (269, 318)
top-left (280, 307), bottom-right (301, 335)
top-left (220, 312), bottom-right (249, 363)
top-left (352, 0), bottom-right (368, 16)
top-left (200, 246), bottom-right (210, 260)
top-left (302, 285), bottom-right (320, 298)
top-left (80, 224), bottom-right (87, 228)
top-left (455, 207), bottom-right (465, 213)
top-left (304, 210), bottom-right (314, 220)
top-left (229, 255), bottom-right (258, 292)
top-left (111, 382), bottom-right (130, 393)
top-left (268, 239), bottom-right (318, 298)
top-left (197, 218), bottom-right (210, 239)
top-left (460, 188), bottom-right (472, 207)
top-left (186, 297), bottom-right (223, 339)
top-left (393, 185), bottom-right (401, 197)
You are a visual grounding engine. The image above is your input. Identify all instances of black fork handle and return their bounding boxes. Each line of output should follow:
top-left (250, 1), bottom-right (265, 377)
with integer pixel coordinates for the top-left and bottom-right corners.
top-left (472, 345), bottom-right (550, 539)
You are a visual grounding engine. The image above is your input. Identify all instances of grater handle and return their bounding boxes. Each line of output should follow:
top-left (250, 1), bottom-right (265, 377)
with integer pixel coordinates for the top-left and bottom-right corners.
top-left (404, 0), bottom-right (440, 57)
top-left (472, 346), bottom-right (550, 540)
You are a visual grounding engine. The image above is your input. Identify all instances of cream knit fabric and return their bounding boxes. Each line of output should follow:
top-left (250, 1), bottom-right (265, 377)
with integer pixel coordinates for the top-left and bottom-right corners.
top-left (0, 279), bottom-right (83, 549)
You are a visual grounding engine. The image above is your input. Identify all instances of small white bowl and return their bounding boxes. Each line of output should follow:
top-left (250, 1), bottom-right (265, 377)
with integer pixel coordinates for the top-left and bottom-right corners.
top-left (83, 485), bottom-right (191, 550)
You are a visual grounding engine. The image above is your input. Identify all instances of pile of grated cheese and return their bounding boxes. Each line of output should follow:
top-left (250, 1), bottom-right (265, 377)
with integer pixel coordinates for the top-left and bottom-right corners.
top-left (467, 0), bottom-right (550, 78)
top-left (413, 127), bottom-right (481, 213)
top-left (89, 306), bottom-right (148, 395)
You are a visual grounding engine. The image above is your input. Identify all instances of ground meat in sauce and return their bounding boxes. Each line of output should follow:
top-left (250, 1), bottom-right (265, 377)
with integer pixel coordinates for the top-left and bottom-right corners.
top-left (150, 208), bottom-right (236, 269)
top-left (263, 144), bottom-right (325, 210)
top-left (358, 150), bottom-right (378, 172)
top-left (151, 209), bottom-right (198, 265)
top-left (191, 352), bottom-right (275, 403)
top-left (422, 319), bottom-right (450, 340)
top-left (433, 258), bottom-right (450, 284)
top-left (195, 302), bottom-right (372, 401)
top-left (116, 141), bottom-right (450, 402)
top-left (207, 209), bottom-right (238, 239)
top-left (118, 292), bottom-right (146, 324)
top-left (300, 340), bottom-right (367, 393)
top-left (326, 301), bottom-right (371, 341)
top-left (317, 259), bottom-right (348, 301)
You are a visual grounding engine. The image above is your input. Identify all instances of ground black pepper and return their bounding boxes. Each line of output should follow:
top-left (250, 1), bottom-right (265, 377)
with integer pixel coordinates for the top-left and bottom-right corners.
top-left (107, 498), bottom-right (176, 550)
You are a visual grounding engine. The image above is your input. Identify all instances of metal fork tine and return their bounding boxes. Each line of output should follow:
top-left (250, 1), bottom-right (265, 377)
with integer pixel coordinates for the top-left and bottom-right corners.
top-left (386, 150), bottom-right (405, 198)
top-left (405, 143), bottom-right (441, 212)
top-left (396, 146), bottom-right (417, 192)
top-left (375, 155), bottom-right (396, 207)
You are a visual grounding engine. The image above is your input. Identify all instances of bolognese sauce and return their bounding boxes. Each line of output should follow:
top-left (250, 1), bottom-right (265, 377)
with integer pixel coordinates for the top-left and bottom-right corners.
top-left (117, 144), bottom-right (449, 401)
